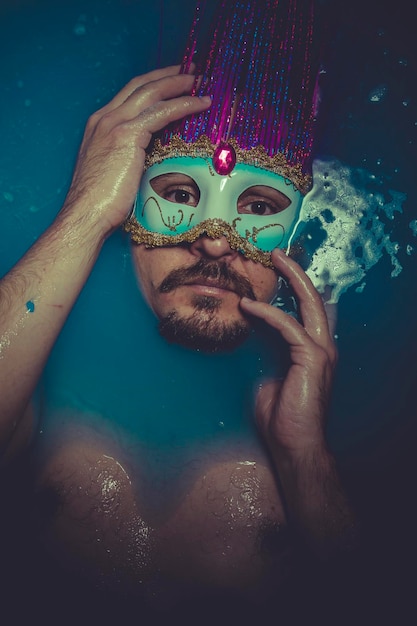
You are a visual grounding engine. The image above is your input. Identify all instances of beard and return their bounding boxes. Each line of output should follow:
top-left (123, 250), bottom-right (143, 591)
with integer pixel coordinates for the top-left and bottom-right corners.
top-left (158, 295), bottom-right (251, 353)
top-left (157, 259), bottom-right (257, 353)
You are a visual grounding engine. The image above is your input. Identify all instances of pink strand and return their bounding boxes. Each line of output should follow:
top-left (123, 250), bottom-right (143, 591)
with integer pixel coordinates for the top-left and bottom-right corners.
top-left (158, 0), bottom-right (319, 176)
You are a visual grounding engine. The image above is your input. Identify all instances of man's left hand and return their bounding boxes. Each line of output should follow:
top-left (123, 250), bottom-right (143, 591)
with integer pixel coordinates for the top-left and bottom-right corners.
top-left (240, 247), bottom-right (338, 459)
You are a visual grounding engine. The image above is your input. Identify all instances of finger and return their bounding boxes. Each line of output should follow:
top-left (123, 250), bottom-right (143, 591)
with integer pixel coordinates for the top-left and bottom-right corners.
top-left (82, 67), bottom-right (189, 143)
top-left (99, 74), bottom-right (202, 127)
top-left (129, 93), bottom-right (211, 142)
top-left (96, 65), bottom-right (184, 115)
top-left (255, 378), bottom-right (282, 422)
top-left (240, 297), bottom-right (315, 349)
top-left (240, 297), bottom-right (337, 367)
top-left (271, 248), bottom-right (331, 346)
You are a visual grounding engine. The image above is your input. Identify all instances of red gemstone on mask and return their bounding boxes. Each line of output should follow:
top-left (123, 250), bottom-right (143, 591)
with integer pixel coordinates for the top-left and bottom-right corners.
top-left (212, 142), bottom-right (237, 175)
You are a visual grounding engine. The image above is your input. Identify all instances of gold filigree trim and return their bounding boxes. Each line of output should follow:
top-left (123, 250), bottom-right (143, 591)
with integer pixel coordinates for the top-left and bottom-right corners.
top-left (145, 135), bottom-right (312, 195)
top-left (124, 216), bottom-right (275, 268)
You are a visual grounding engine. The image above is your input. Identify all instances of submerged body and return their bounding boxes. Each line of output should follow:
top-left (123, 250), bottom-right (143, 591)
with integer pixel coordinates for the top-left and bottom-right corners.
top-left (35, 413), bottom-right (289, 609)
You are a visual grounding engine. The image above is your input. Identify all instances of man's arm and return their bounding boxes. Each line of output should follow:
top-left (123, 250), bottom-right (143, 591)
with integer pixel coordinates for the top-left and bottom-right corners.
top-left (240, 248), bottom-right (358, 560)
top-left (0, 66), bottom-right (211, 458)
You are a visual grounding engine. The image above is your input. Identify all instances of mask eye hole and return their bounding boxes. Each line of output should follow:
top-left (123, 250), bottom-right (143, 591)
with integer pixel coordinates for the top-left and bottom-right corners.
top-left (237, 185), bottom-right (291, 216)
top-left (150, 173), bottom-right (200, 207)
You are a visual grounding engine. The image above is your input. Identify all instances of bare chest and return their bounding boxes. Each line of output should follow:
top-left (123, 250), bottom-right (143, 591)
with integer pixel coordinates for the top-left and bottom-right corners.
top-left (34, 431), bottom-right (292, 606)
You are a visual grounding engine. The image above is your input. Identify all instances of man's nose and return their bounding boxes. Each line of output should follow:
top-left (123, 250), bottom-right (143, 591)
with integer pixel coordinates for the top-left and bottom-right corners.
top-left (189, 235), bottom-right (239, 261)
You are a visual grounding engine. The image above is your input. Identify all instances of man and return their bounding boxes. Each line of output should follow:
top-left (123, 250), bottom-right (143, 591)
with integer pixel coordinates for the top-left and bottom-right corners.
top-left (0, 64), bottom-right (356, 614)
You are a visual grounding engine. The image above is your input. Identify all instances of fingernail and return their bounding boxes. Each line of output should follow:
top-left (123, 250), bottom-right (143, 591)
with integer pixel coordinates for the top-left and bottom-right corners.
top-left (272, 247), bottom-right (288, 258)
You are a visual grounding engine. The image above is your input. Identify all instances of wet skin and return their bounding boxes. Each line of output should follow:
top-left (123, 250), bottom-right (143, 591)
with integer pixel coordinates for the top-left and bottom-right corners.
top-left (35, 410), bottom-right (291, 611)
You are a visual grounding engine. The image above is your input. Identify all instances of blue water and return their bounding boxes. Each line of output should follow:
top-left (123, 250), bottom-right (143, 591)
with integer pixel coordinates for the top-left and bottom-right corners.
top-left (0, 0), bottom-right (417, 618)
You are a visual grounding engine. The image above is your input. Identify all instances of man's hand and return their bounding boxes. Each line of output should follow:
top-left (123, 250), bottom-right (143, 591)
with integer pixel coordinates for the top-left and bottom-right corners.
top-left (62, 66), bottom-right (211, 238)
top-left (240, 247), bottom-right (337, 458)
top-left (0, 67), bottom-right (210, 455)
top-left (240, 248), bottom-right (357, 560)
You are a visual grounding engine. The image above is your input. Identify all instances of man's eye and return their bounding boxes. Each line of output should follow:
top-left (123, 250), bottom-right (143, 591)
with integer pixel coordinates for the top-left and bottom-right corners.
top-left (165, 188), bottom-right (197, 206)
top-left (239, 200), bottom-right (279, 216)
top-left (238, 185), bottom-right (291, 216)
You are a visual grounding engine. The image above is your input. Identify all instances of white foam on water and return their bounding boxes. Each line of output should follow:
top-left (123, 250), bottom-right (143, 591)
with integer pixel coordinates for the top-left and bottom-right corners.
top-left (292, 158), bottom-right (410, 303)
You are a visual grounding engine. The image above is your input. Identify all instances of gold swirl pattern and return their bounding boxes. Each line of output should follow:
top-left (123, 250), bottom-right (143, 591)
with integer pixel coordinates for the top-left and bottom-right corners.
top-left (141, 196), bottom-right (194, 232)
top-left (124, 216), bottom-right (280, 268)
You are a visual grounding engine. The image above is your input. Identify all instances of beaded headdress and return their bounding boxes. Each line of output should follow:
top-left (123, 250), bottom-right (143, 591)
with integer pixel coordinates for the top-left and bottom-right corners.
top-left (125, 0), bottom-right (321, 265)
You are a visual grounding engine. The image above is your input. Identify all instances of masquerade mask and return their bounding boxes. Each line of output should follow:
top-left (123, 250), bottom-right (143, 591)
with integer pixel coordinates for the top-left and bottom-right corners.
top-left (128, 153), bottom-right (303, 267)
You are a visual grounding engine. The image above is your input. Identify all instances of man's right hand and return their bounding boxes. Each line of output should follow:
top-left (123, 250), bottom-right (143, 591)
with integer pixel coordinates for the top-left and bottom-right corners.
top-left (0, 67), bottom-right (210, 457)
top-left (61, 66), bottom-right (211, 238)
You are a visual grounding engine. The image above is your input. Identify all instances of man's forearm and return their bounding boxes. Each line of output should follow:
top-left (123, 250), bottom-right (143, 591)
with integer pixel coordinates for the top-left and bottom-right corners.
top-left (272, 444), bottom-right (359, 561)
top-left (0, 204), bottom-right (106, 449)
top-left (0, 69), bottom-right (211, 456)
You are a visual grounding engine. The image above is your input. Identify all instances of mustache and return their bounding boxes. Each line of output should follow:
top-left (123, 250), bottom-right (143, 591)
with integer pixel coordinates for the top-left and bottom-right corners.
top-left (158, 259), bottom-right (257, 300)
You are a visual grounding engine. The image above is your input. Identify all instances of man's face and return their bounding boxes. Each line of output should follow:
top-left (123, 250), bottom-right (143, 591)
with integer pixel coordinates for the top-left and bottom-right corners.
top-left (131, 235), bottom-right (278, 353)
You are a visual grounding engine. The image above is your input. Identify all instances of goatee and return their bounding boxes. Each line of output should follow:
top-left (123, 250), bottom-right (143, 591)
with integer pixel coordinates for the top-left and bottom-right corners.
top-left (158, 308), bottom-right (250, 353)
top-left (157, 259), bottom-right (258, 352)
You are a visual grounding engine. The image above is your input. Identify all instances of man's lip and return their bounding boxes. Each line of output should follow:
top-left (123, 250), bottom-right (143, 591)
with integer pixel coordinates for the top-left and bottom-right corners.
top-left (183, 280), bottom-right (237, 294)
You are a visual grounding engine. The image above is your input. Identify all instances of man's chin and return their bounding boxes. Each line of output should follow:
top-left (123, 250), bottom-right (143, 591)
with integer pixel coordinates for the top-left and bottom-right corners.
top-left (158, 310), bottom-right (250, 353)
